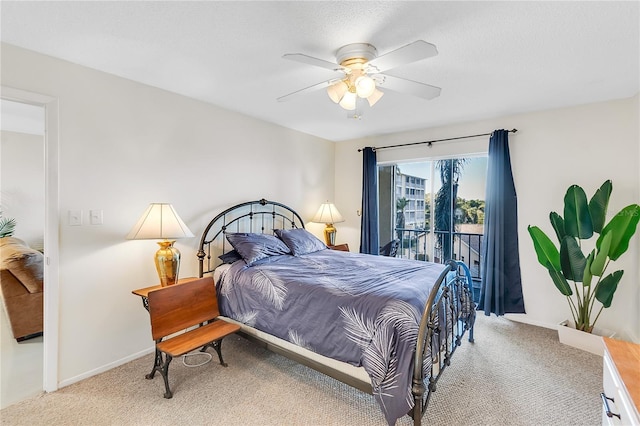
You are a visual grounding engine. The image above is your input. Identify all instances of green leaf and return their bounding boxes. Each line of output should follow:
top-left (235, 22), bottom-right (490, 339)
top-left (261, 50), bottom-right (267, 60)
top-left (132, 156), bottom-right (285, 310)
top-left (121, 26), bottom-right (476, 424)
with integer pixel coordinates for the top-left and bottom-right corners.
top-left (560, 236), bottom-right (586, 282)
top-left (0, 217), bottom-right (16, 238)
top-left (549, 212), bottom-right (565, 243)
top-left (589, 180), bottom-right (612, 234)
top-left (564, 185), bottom-right (593, 239)
top-left (548, 269), bottom-right (573, 296)
top-left (583, 250), bottom-right (594, 287)
top-left (528, 226), bottom-right (561, 271)
top-left (590, 231), bottom-right (611, 276)
top-left (595, 270), bottom-right (623, 308)
top-left (597, 204), bottom-right (640, 261)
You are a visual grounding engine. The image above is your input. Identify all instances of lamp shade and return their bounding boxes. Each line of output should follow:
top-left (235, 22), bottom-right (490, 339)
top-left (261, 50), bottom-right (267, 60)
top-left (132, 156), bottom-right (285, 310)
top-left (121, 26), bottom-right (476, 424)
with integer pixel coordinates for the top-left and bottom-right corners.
top-left (126, 203), bottom-right (194, 240)
top-left (311, 202), bottom-right (345, 224)
top-left (355, 76), bottom-right (376, 98)
top-left (127, 203), bottom-right (194, 287)
top-left (327, 81), bottom-right (348, 103)
top-left (367, 88), bottom-right (384, 107)
top-left (338, 91), bottom-right (357, 111)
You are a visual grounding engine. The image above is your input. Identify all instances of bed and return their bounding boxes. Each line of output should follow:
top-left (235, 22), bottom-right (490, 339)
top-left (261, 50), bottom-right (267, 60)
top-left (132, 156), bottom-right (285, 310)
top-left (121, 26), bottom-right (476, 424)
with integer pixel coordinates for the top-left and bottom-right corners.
top-left (197, 199), bottom-right (476, 425)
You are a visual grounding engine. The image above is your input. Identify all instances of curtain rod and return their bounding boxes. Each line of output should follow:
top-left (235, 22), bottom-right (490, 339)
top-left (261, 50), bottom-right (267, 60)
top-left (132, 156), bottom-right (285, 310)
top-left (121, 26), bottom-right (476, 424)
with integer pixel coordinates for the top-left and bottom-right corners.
top-left (357, 128), bottom-right (518, 152)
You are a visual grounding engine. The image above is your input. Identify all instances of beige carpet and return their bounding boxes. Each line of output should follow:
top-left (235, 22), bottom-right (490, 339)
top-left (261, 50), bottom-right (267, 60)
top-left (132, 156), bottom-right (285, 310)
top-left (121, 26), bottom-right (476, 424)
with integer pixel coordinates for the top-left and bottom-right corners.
top-left (0, 314), bottom-right (602, 425)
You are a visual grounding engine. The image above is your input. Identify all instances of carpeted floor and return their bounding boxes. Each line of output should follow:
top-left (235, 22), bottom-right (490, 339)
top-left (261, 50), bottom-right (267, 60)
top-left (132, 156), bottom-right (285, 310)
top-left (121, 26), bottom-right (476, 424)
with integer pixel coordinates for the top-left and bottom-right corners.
top-left (0, 314), bottom-right (602, 425)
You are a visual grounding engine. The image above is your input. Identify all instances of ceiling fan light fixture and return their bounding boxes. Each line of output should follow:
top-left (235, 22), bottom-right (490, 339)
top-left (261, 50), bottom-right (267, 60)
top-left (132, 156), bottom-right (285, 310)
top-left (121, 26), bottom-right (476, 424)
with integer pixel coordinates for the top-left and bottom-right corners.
top-left (327, 81), bottom-right (348, 103)
top-left (339, 91), bottom-right (357, 110)
top-left (355, 76), bottom-right (376, 98)
top-left (367, 88), bottom-right (384, 107)
top-left (281, 40), bottom-right (440, 119)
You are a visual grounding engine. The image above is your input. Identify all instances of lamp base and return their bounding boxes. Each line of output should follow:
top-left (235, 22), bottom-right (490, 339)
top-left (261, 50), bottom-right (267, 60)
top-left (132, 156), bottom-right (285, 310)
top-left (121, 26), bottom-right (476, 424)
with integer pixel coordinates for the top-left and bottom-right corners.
top-left (155, 240), bottom-right (180, 286)
top-left (323, 223), bottom-right (337, 246)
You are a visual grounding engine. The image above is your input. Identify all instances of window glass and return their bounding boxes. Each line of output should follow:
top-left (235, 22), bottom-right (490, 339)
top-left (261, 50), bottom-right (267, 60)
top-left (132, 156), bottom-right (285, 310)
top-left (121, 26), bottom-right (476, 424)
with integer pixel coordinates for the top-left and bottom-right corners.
top-left (377, 156), bottom-right (487, 293)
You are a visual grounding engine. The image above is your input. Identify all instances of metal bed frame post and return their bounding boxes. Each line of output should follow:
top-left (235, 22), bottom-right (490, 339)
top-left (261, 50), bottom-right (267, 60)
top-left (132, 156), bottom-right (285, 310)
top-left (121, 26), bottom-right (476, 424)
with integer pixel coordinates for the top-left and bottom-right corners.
top-left (412, 260), bottom-right (476, 425)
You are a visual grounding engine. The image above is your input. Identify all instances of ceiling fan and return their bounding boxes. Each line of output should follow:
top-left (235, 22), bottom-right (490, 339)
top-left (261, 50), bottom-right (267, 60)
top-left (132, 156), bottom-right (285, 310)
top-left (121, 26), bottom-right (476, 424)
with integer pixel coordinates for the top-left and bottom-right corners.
top-left (277, 40), bottom-right (441, 117)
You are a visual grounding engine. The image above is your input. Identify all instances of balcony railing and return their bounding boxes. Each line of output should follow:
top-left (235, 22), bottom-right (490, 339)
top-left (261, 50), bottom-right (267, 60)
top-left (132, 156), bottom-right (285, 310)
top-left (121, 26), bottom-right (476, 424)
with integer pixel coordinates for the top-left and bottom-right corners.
top-left (394, 228), bottom-right (483, 302)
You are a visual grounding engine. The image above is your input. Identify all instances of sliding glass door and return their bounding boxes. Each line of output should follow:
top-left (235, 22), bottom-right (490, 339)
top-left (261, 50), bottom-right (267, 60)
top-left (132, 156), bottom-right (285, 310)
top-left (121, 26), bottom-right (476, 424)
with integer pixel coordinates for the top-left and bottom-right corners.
top-left (378, 156), bottom-right (487, 301)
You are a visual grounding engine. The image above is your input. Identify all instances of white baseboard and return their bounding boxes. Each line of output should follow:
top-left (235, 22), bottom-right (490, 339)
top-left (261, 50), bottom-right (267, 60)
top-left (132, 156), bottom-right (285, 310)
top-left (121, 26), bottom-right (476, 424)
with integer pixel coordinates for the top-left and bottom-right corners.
top-left (503, 314), bottom-right (640, 344)
top-left (57, 346), bottom-right (154, 389)
top-left (503, 314), bottom-right (559, 330)
top-left (621, 327), bottom-right (640, 344)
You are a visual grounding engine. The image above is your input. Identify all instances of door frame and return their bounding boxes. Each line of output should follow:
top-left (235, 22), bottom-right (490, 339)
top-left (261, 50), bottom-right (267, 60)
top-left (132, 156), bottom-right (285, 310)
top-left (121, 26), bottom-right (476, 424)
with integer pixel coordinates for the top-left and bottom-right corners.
top-left (2, 86), bottom-right (59, 392)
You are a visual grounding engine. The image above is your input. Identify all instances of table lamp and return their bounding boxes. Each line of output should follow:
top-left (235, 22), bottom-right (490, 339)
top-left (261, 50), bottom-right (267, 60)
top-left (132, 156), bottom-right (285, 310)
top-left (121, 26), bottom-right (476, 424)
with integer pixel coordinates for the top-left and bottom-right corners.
top-left (311, 201), bottom-right (345, 246)
top-left (127, 203), bottom-right (194, 286)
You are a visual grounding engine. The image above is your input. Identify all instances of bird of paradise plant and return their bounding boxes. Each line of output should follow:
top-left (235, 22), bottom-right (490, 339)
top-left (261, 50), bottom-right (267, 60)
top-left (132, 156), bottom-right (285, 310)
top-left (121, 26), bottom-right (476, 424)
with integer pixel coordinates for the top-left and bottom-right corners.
top-left (0, 209), bottom-right (16, 238)
top-left (528, 180), bottom-right (640, 333)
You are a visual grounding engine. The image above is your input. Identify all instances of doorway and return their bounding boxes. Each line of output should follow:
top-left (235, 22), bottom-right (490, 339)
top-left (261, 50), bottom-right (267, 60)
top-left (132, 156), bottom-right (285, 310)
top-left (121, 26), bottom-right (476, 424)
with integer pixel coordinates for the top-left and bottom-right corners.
top-left (0, 99), bottom-right (45, 407)
top-left (1, 87), bottom-right (59, 405)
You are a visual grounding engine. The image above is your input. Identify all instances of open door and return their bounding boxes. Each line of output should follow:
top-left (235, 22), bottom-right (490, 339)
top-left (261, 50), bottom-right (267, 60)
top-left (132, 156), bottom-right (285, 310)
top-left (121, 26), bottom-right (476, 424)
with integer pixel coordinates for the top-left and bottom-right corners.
top-left (1, 86), bottom-right (60, 403)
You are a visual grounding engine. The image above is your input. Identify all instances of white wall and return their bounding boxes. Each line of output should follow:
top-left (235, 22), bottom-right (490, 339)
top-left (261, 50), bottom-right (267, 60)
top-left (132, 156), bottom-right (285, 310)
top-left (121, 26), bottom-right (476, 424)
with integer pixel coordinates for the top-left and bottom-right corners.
top-left (1, 43), bottom-right (336, 385)
top-left (336, 94), bottom-right (640, 342)
top-left (1, 130), bottom-right (45, 250)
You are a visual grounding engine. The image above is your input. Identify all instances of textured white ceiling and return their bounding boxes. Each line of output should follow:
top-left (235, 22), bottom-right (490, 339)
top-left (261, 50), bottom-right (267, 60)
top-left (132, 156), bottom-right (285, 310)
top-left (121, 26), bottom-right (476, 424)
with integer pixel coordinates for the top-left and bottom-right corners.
top-left (2, 1), bottom-right (638, 142)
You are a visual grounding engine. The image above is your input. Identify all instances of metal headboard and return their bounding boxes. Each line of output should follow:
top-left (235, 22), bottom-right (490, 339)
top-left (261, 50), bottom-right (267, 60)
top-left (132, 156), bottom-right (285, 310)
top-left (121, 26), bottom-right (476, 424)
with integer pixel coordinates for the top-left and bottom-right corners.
top-left (197, 198), bottom-right (305, 277)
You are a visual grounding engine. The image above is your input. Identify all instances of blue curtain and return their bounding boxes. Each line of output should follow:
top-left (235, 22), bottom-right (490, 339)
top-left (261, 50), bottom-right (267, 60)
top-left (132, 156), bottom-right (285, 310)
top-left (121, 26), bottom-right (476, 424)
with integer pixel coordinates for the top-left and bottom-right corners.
top-left (479, 130), bottom-right (525, 315)
top-left (360, 147), bottom-right (379, 254)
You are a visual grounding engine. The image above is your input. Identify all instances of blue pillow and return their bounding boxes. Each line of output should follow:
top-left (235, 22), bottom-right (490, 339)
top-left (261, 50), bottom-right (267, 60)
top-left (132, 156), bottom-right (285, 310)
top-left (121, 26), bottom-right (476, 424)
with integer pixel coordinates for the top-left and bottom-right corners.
top-left (225, 232), bottom-right (291, 265)
top-left (218, 249), bottom-right (243, 264)
top-left (275, 228), bottom-right (326, 256)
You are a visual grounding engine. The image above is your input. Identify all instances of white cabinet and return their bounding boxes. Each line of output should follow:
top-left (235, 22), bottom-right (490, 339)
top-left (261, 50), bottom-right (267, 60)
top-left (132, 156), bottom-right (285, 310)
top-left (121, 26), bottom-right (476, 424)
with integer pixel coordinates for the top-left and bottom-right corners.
top-left (602, 338), bottom-right (640, 426)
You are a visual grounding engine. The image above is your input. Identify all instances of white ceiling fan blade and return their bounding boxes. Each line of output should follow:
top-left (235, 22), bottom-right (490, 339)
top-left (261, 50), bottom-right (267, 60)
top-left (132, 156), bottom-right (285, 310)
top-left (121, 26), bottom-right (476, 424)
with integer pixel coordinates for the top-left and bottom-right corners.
top-left (282, 53), bottom-right (344, 71)
top-left (368, 40), bottom-right (438, 73)
top-left (277, 79), bottom-right (333, 102)
top-left (379, 74), bottom-right (441, 100)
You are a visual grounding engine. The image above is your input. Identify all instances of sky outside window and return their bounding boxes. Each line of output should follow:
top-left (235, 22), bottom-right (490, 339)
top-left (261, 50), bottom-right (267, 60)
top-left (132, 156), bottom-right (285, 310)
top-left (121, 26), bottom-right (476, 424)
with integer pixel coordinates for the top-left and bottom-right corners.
top-left (398, 157), bottom-right (487, 200)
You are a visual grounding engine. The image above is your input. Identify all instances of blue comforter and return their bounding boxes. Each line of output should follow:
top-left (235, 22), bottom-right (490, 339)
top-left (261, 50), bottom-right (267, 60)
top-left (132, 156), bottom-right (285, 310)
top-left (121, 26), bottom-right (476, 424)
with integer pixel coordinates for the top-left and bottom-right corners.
top-left (216, 249), bottom-right (448, 425)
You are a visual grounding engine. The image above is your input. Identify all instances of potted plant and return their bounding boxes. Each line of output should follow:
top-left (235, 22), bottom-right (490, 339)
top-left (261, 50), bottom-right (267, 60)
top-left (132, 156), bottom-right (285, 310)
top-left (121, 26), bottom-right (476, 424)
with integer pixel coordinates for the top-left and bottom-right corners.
top-left (528, 180), bottom-right (640, 341)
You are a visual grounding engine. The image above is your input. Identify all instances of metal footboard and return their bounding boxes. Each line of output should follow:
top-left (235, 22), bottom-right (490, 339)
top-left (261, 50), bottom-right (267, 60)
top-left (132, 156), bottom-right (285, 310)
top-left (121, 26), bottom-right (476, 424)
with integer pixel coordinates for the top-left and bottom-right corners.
top-left (411, 260), bottom-right (476, 425)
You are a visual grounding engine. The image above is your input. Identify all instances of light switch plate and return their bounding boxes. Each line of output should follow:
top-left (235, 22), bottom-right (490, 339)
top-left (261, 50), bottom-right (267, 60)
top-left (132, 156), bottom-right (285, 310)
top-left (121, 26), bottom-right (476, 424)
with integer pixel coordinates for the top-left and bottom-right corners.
top-left (69, 210), bottom-right (82, 226)
top-left (90, 209), bottom-right (103, 225)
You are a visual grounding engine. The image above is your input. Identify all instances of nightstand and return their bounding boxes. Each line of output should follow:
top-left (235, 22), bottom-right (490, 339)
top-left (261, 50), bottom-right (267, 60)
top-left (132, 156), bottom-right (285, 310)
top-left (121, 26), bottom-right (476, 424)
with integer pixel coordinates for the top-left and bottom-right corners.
top-left (602, 337), bottom-right (640, 425)
top-left (328, 243), bottom-right (349, 252)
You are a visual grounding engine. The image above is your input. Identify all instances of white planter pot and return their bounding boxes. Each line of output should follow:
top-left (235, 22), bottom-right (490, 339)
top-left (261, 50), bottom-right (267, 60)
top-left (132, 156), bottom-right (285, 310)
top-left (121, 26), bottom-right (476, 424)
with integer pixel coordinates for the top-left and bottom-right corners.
top-left (557, 320), bottom-right (616, 356)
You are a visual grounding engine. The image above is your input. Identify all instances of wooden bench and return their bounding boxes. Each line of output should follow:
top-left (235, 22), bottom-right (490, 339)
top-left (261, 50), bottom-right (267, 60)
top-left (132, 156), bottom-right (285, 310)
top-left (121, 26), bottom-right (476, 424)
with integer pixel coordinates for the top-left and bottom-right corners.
top-left (146, 276), bottom-right (240, 398)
